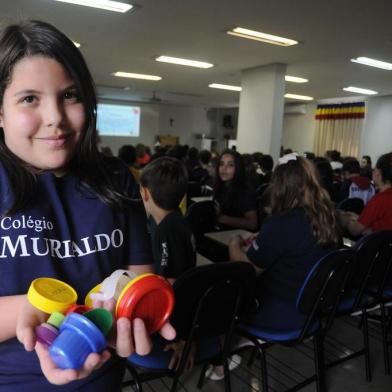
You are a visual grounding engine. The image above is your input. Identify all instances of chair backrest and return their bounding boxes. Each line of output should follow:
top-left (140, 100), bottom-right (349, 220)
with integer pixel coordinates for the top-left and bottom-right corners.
top-left (296, 248), bottom-right (356, 338)
top-left (185, 200), bottom-right (216, 239)
top-left (337, 197), bottom-right (365, 215)
top-left (353, 230), bottom-right (392, 302)
top-left (171, 262), bottom-right (256, 341)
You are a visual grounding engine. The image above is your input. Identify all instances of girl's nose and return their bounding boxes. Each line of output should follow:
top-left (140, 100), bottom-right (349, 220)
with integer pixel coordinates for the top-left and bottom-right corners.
top-left (44, 100), bottom-right (64, 128)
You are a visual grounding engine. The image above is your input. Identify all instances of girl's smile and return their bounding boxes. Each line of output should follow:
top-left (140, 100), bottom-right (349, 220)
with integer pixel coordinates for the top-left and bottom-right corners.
top-left (0, 55), bottom-right (85, 175)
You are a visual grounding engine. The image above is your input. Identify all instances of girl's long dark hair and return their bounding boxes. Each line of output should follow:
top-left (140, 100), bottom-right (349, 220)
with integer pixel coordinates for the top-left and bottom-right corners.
top-left (0, 20), bottom-right (128, 215)
top-left (270, 156), bottom-right (340, 246)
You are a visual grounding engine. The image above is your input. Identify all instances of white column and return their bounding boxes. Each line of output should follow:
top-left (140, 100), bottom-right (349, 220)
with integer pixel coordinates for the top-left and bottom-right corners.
top-left (236, 63), bottom-right (286, 164)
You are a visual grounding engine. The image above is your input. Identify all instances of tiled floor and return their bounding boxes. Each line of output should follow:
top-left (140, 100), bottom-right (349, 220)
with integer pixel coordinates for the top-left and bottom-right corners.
top-left (123, 313), bottom-right (391, 391)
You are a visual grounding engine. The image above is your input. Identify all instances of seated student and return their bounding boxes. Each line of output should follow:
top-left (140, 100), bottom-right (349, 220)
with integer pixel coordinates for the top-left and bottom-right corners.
top-left (139, 157), bottom-right (196, 369)
top-left (214, 150), bottom-right (258, 231)
top-left (361, 155), bottom-right (373, 180)
top-left (339, 152), bottom-right (392, 237)
top-left (339, 158), bottom-right (375, 205)
top-left (139, 157), bottom-right (196, 283)
top-left (206, 154), bottom-right (340, 380)
top-left (228, 154), bottom-right (340, 328)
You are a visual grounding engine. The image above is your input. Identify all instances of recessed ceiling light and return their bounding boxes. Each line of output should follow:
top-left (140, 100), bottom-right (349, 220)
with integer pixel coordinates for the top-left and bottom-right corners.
top-left (73, 41), bottom-right (81, 48)
top-left (113, 72), bottom-right (162, 81)
top-left (343, 86), bottom-right (378, 95)
top-left (284, 93), bottom-right (314, 101)
top-left (156, 56), bottom-right (214, 69)
top-left (227, 27), bottom-right (298, 46)
top-left (54, 0), bottom-right (133, 13)
top-left (351, 57), bottom-right (392, 71)
top-left (209, 83), bottom-right (242, 92)
top-left (285, 75), bottom-right (308, 83)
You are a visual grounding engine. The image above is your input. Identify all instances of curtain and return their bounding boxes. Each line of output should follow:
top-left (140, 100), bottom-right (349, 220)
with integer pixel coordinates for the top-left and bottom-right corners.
top-left (313, 102), bottom-right (365, 157)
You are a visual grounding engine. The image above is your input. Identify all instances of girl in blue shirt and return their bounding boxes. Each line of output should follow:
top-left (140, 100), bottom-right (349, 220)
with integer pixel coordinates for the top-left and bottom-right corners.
top-left (0, 20), bottom-right (174, 391)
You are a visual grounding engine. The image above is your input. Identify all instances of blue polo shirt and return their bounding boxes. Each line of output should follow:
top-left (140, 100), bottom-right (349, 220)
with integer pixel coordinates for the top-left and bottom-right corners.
top-left (0, 158), bottom-right (153, 391)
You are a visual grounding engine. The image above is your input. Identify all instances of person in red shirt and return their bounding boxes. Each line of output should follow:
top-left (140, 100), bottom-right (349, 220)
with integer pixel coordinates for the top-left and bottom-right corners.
top-left (339, 152), bottom-right (392, 236)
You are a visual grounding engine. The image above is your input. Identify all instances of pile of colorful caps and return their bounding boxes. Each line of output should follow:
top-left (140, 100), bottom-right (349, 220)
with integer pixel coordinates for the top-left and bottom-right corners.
top-left (28, 278), bottom-right (112, 369)
top-left (27, 271), bottom-right (175, 369)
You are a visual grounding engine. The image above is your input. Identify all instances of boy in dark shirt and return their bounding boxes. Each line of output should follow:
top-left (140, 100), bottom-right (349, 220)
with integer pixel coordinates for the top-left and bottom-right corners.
top-left (140, 156), bottom-right (196, 282)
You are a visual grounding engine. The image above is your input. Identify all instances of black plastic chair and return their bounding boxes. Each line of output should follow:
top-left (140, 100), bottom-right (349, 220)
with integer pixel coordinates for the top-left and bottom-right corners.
top-left (185, 200), bottom-right (216, 241)
top-left (351, 230), bottom-right (392, 375)
top-left (124, 262), bottom-right (256, 392)
top-left (337, 197), bottom-right (364, 215)
top-left (236, 248), bottom-right (356, 392)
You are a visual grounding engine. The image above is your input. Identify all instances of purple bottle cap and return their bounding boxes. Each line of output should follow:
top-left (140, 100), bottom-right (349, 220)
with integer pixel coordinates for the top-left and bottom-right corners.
top-left (49, 313), bottom-right (106, 370)
top-left (35, 323), bottom-right (59, 347)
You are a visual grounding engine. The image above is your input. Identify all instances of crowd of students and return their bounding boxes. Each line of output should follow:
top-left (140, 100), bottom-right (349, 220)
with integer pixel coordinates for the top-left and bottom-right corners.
top-left (0, 18), bottom-right (391, 391)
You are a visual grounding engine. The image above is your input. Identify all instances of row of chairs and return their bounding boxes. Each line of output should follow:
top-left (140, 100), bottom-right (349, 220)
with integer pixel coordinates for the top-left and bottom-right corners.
top-left (123, 230), bottom-right (392, 392)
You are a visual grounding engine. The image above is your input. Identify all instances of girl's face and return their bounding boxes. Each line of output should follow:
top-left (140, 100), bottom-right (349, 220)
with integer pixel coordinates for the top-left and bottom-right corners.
top-left (0, 56), bottom-right (85, 175)
top-left (219, 153), bottom-right (235, 182)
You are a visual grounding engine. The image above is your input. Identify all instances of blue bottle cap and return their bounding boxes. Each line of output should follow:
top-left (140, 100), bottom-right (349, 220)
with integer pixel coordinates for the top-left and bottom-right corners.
top-left (49, 313), bottom-right (106, 370)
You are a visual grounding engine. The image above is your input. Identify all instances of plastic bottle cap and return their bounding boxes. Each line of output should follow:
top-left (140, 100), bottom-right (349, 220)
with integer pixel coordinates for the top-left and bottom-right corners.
top-left (116, 274), bottom-right (175, 334)
top-left (84, 308), bottom-right (113, 336)
top-left (36, 323), bottom-right (59, 347)
top-left (64, 304), bottom-right (91, 315)
top-left (47, 312), bottom-right (65, 329)
top-left (49, 313), bottom-right (106, 370)
top-left (27, 278), bottom-right (77, 314)
top-left (84, 283), bottom-right (102, 308)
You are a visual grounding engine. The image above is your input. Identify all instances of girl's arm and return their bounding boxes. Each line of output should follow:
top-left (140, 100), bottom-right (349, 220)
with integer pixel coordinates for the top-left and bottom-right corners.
top-left (218, 210), bottom-right (258, 231)
top-left (0, 295), bottom-right (26, 342)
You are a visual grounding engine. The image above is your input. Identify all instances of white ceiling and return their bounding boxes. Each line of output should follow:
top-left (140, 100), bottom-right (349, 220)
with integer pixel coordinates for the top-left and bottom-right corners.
top-left (1, 0), bottom-right (392, 106)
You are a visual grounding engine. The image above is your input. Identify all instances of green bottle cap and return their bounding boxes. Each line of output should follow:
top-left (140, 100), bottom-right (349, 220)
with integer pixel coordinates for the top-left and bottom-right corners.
top-left (84, 308), bottom-right (113, 336)
top-left (47, 311), bottom-right (65, 329)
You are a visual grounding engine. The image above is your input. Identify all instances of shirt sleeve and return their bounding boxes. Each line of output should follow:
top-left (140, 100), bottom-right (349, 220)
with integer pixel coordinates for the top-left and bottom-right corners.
top-left (246, 215), bottom-right (285, 270)
top-left (156, 224), bottom-right (193, 279)
top-left (358, 194), bottom-right (382, 230)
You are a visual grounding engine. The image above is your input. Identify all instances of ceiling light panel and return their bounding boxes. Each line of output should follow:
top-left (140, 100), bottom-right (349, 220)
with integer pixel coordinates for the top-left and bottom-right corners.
top-left (54, 0), bottom-right (133, 13)
top-left (284, 93), bottom-right (314, 101)
top-left (227, 27), bottom-right (298, 46)
top-left (351, 57), bottom-right (392, 70)
top-left (113, 72), bottom-right (162, 81)
top-left (343, 86), bottom-right (378, 95)
top-left (209, 83), bottom-right (242, 91)
top-left (285, 75), bottom-right (308, 83)
top-left (156, 56), bottom-right (214, 69)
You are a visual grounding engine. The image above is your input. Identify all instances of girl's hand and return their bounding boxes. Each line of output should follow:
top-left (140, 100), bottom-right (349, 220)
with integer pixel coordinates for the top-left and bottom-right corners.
top-left (34, 343), bottom-right (110, 385)
top-left (95, 299), bottom-right (176, 358)
top-left (16, 297), bottom-right (111, 385)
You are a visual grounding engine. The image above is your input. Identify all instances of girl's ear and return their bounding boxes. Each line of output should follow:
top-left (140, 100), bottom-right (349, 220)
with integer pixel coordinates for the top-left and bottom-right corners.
top-left (139, 186), bottom-right (149, 202)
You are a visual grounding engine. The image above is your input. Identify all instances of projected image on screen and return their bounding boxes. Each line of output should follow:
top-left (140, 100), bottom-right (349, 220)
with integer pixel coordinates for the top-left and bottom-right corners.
top-left (97, 103), bottom-right (141, 137)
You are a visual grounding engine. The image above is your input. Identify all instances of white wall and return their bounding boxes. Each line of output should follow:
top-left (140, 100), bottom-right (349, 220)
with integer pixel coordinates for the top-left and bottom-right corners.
top-left (282, 103), bottom-right (317, 154)
top-left (360, 95), bottom-right (392, 164)
top-left (158, 105), bottom-right (211, 147)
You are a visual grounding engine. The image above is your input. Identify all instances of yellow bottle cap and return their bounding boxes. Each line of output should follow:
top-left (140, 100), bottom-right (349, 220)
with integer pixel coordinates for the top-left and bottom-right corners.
top-left (84, 283), bottom-right (102, 308)
top-left (27, 278), bottom-right (77, 314)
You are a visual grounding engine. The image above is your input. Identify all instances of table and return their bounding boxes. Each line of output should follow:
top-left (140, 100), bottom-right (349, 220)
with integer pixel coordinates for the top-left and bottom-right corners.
top-left (343, 237), bottom-right (356, 248)
top-left (205, 229), bottom-right (253, 246)
top-left (190, 196), bottom-right (213, 203)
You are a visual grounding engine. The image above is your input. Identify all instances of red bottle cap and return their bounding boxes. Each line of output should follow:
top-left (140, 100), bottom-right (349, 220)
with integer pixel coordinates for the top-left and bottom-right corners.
top-left (64, 304), bottom-right (91, 315)
top-left (115, 274), bottom-right (174, 334)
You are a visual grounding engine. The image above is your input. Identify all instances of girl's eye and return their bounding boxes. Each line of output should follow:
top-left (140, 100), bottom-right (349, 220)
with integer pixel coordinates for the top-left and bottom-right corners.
top-left (63, 91), bottom-right (80, 101)
top-left (22, 95), bottom-right (36, 104)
